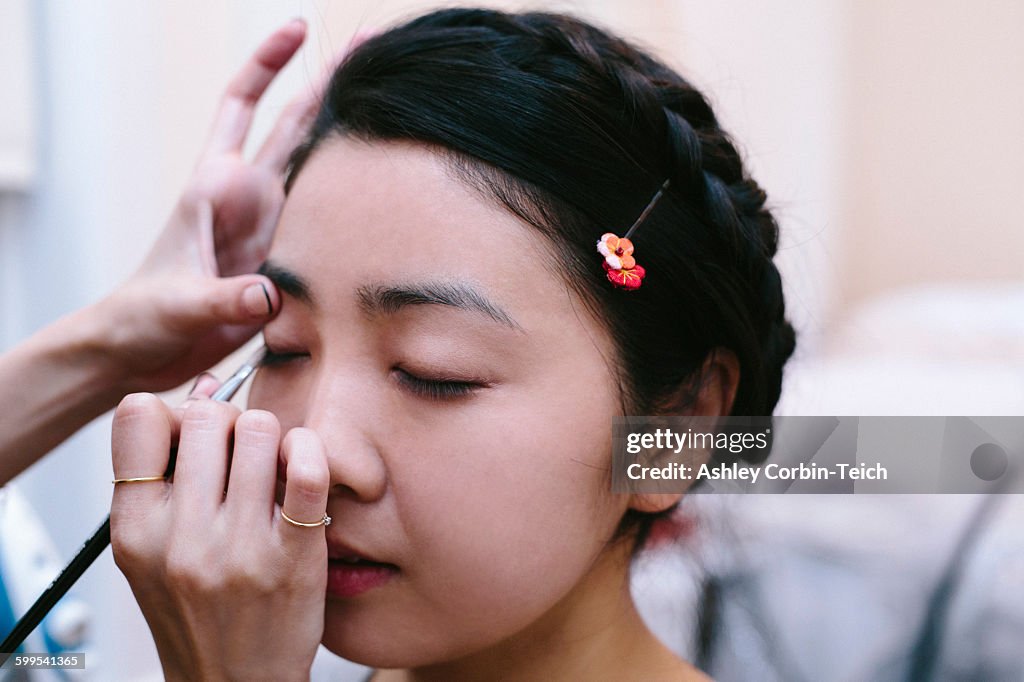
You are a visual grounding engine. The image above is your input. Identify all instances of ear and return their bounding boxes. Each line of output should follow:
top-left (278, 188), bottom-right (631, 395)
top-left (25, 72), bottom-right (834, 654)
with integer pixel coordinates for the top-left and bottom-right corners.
top-left (627, 348), bottom-right (740, 514)
top-left (629, 491), bottom-right (684, 514)
top-left (682, 347), bottom-right (740, 418)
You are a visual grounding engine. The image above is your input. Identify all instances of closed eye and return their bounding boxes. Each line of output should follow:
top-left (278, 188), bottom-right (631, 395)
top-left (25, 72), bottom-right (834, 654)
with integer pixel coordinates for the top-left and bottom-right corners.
top-left (260, 347), bottom-right (484, 401)
top-left (393, 368), bottom-right (482, 401)
top-left (261, 347), bottom-right (309, 367)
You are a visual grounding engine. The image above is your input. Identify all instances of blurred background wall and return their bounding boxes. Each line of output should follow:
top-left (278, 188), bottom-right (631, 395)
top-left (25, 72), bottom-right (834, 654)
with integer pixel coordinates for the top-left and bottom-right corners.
top-left (0, 0), bottom-right (1020, 679)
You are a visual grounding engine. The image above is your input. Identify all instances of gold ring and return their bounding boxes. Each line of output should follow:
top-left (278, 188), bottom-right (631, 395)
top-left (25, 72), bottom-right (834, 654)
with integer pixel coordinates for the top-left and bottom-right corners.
top-left (112, 475), bottom-right (166, 484)
top-left (280, 510), bottom-right (331, 528)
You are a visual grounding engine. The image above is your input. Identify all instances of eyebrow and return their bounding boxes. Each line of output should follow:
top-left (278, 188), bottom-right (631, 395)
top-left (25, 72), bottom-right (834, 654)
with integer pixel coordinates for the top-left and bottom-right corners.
top-left (257, 260), bottom-right (521, 331)
top-left (258, 261), bottom-right (314, 306)
top-left (357, 281), bottom-right (521, 330)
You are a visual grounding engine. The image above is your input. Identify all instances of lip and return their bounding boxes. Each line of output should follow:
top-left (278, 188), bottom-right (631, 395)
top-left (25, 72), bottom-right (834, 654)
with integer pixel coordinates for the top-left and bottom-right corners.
top-left (326, 538), bottom-right (387, 563)
top-left (326, 538), bottom-right (399, 598)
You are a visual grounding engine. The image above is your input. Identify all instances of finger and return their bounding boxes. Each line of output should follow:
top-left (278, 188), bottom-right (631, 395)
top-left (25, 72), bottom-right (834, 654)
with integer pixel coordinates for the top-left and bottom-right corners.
top-left (172, 399), bottom-right (241, 512)
top-left (202, 18), bottom-right (308, 158)
top-left (225, 410), bottom-right (282, 527)
top-left (111, 393), bottom-right (177, 510)
top-left (249, 88), bottom-right (317, 173)
top-left (166, 374), bottom-right (221, 473)
top-left (169, 275), bottom-right (281, 334)
top-left (253, 27), bottom-right (380, 171)
top-left (277, 428), bottom-right (330, 545)
top-left (196, 199), bottom-right (218, 277)
top-left (188, 372), bottom-right (222, 400)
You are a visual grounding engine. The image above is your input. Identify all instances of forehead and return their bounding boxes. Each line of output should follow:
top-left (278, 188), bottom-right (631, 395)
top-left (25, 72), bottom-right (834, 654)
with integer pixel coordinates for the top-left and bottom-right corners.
top-left (277, 137), bottom-right (524, 286)
top-left (271, 136), bottom-right (599, 337)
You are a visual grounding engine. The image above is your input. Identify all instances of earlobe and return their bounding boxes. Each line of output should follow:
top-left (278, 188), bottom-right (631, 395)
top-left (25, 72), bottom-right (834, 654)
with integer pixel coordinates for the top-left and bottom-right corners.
top-left (629, 492), bottom-right (684, 514)
top-left (625, 350), bottom-right (739, 515)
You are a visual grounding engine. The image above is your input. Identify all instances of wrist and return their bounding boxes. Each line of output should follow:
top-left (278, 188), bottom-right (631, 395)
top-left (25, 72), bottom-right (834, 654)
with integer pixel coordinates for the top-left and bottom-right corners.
top-left (0, 301), bottom-right (129, 481)
top-left (160, 657), bottom-right (311, 682)
top-left (47, 299), bottom-right (132, 398)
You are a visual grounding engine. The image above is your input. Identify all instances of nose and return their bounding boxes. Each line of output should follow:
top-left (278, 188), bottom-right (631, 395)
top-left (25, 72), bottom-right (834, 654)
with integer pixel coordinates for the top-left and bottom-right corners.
top-left (302, 368), bottom-right (388, 503)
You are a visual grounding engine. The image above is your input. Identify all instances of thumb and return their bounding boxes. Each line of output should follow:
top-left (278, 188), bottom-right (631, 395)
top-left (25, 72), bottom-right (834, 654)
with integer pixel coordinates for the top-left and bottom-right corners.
top-left (183, 275), bottom-right (280, 328)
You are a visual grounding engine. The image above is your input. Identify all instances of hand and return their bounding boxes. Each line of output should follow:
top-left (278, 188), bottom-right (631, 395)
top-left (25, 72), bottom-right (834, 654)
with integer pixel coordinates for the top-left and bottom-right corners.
top-left (110, 381), bottom-right (331, 682)
top-left (0, 22), bottom-right (375, 485)
top-left (91, 20), bottom-right (371, 393)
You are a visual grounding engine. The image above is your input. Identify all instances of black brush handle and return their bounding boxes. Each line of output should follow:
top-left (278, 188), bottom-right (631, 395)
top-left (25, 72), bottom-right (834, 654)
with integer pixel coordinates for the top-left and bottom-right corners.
top-left (0, 347), bottom-right (264, 660)
top-left (0, 517), bottom-right (109, 659)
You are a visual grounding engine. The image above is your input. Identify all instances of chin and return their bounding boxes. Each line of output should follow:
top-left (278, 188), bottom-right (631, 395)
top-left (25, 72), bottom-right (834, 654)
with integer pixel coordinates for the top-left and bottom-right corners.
top-left (320, 600), bottom-right (502, 670)
top-left (322, 600), bottom-right (445, 669)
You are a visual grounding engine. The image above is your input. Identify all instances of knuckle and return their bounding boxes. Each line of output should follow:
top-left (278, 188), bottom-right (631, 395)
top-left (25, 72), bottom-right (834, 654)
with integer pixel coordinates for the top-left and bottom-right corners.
top-left (282, 428), bottom-right (329, 497)
top-left (235, 410), bottom-right (281, 444)
top-left (163, 540), bottom-right (280, 597)
top-left (110, 527), bottom-right (156, 576)
top-left (110, 544), bottom-right (139, 578)
top-left (282, 426), bottom-right (323, 457)
top-left (223, 551), bottom-right (278, 595)
top-left (163, 549), bottom-right (216, 595)
top-left (181, 398), bottom-right (240, 431)
top-left (204, 285), bottom-right (240, 320)
top-left (287, 463), bottom-right (330, 503)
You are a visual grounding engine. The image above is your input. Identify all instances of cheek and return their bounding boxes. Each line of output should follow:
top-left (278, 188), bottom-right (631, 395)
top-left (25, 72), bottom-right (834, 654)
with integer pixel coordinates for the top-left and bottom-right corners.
top-left (320, 402), bottom-right (627, 668)
top-left (401, 438), bottom-right (619, 584)
top-left (378, 383), bottom-right (626, 650)
top-left (246, 368), bottom-right (309, 428)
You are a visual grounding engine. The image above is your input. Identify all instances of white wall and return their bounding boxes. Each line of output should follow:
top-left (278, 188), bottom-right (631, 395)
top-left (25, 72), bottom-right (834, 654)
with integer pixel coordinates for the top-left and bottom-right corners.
top-left (838, 0), bottom-right (1024, 313)
top-left (0, 0), bottom-right (36, 189)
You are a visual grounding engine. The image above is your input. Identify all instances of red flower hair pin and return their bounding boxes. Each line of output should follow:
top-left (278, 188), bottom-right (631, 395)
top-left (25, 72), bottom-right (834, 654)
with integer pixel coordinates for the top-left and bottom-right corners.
top-left (596, 179), bottom-right (670, 291)
top-left (597, 233), bottom-right (644, 290)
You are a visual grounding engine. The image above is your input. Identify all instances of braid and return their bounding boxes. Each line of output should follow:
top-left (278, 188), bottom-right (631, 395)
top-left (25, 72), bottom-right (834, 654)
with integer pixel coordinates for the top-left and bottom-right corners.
top-left (658, 97), bottom-right (795, 414)
top-left (503, 9), bottom-right (798, 416)
top-left (531, 15), bottom-right (796, 416)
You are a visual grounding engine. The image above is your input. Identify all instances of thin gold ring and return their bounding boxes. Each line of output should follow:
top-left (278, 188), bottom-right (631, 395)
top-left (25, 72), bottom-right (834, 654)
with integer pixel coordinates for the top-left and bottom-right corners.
top-left (280, 510), bottom-right (331, 528)
top-left (112, 475), bottom-right (166, 484)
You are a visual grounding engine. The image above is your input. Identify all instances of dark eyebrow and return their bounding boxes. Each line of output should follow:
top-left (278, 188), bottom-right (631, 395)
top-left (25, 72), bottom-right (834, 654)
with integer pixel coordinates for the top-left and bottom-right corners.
top-left (357, 281), bottom-right (522, 331)
top-left (258, 260), bottom-right (315, 307)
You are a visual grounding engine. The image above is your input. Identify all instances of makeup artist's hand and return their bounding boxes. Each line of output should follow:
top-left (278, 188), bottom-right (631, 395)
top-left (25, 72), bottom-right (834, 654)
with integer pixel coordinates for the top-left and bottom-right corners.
top-left (110, 387), bottom-right (329, 682)
top-left (0, 22), bottom-right (372, 484)
top-left (92, 22), bottom-right (378, 394)
top-left (0, 21), bottom-right (308, 485)
top-left (89, 18), bottom-right (317, 394)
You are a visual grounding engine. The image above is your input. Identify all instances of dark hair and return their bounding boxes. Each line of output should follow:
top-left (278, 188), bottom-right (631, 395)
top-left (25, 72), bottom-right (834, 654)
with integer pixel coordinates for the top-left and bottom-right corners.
top-left (287, 7), bottom-right (796, 550)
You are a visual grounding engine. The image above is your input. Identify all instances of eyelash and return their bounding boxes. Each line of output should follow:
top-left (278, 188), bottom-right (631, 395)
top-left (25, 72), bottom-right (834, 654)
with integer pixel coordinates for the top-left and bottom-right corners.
top-left (260, 347), bottom-right (481, 402)
top-left (261, 348), bottom-right (308, 367)
top-left (394, 369), bottom-right (479, 401)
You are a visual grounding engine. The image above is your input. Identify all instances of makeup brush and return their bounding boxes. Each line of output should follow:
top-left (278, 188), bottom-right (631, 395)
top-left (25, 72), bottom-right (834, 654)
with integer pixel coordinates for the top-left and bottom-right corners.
top-left (0, 347), bottom-right (266, 659)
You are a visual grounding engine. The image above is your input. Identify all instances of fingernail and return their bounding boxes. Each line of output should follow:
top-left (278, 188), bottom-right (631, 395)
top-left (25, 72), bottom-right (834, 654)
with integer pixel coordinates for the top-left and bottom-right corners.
top-left (189, 372), bottom-right (216, 396)
top-left (244, 283), bottom-right (274, 317)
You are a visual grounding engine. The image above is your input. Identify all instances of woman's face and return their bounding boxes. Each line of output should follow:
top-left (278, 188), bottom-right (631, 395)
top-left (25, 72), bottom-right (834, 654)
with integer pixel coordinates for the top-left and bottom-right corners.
top-left (249, 136), bottom-right (631, 667)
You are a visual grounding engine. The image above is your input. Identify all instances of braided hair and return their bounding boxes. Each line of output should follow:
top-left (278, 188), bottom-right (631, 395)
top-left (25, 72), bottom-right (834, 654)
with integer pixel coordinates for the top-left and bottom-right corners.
top-left (287, 7), bottom-right (797, 549)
